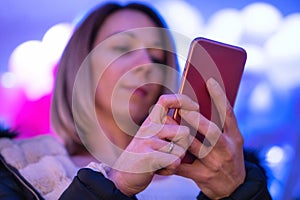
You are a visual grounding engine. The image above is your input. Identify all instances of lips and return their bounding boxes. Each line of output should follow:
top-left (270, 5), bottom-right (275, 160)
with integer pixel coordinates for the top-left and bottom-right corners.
top-left (133, 87), bottom-right (148, 97)
top-left (123, 85), bottom-right (150, 97)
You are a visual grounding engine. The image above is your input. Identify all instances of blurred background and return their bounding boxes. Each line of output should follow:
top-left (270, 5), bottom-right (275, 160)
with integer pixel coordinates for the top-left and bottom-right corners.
top-left (0, 0), bottom-right (299, 199)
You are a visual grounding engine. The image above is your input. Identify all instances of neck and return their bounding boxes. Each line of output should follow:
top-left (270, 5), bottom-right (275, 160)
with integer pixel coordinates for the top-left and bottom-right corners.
top-left (71, 151), bottom-right (98, 167)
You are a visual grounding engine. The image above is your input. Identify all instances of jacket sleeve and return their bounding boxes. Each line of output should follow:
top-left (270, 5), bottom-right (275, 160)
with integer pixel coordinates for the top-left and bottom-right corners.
top-left (0, 155), bottom-right (44, 200)
top-left (59, 168), bottom-right (137, 200)
top-left (197, 161), bottom-right (272, 200)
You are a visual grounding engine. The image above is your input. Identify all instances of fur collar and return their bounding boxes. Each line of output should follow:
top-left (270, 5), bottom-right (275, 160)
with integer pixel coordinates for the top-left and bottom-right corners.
top-left (0, 135), bottom-right (78, 200)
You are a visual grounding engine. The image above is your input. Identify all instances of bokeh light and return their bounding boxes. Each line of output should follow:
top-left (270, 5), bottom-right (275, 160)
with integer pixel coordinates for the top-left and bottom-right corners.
top-left (242, 2), bottom-right (282, 42)
top-left (42, 23), bottom-right (74, 64)
top-left (154, 0), bottom-right (204, 38)
top-left (203, 8), bottom-right (243, 44)
top-left (249, 82), bottom-right (273, 113)
top-left (9, 40), bottom-right (53, 100)
top-left (8, 23), bottom-right (73, 100)
top-left (266, 146), bottom-right (284, 164)
top-left (1, 72), bottom-right (17, 88)
top-left (1, 1), bottom-right (300, 199)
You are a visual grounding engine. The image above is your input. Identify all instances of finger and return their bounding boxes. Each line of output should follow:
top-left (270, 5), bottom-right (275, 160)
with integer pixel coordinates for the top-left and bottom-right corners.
top-left (165, 115), bottom-right (181, 125)
top-left (157, 124), bottom-right (192, 149)
top-left (175, 163), bottom-right (194, 178)
top-left (206, 78), bottom-right (239, 135)
top-left (179, 109), bottom-right (221, 148)
top-left (156, 94), bottom-right (199, 111)
top-left (148, 103), bottom-right (168, 124)
top-left (148, 94), bottom-right (199, 124)
top-left (156, 158), bottom-right (181, 175)
top-left (138, 121), bottom-right (192, 150)
top-left (187, 134), bottom-right (214, 159)
top-left (206, 78), bottom-right (227, 129)
top-left (175, 159), bottom-right (210, 180)
top-left (151, 150), bottom-right (181, 171)
top-left (152, 138), bottom-right (186, 159)
top-left (113, 147), bottom-right (180, 173)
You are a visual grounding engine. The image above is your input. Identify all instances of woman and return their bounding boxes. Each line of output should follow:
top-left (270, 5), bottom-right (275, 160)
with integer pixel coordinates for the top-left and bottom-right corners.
top-left (0, 2), bottom-right (271, 200)
top-left (52, 2), bottom-right (271, 199)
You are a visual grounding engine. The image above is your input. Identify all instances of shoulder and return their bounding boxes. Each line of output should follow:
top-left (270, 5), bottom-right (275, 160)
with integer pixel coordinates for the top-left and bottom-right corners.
top-left (0, 134), bottom-right (68, 168)
top-left (0, 133), bottom-right (78, 199)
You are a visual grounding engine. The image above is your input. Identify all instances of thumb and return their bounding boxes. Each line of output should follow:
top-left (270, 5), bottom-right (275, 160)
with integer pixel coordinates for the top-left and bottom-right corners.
top-left (175, 163), bottom-right (195, 178)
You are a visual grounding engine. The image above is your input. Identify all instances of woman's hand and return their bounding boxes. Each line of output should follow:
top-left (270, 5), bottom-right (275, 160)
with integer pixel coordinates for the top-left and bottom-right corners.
top-left (108, 94), bottom-right (198, 196)
top-left (176, 78), bottom-right (246, 199)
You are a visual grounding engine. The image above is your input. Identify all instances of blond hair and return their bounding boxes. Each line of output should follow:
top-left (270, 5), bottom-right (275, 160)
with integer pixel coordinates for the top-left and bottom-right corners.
top-left (50, 2), bottom-right (179, 155)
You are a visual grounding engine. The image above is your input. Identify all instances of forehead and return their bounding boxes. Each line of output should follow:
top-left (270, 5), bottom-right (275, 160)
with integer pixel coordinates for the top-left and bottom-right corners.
top-left (95, 9), bottom-right (162, 43)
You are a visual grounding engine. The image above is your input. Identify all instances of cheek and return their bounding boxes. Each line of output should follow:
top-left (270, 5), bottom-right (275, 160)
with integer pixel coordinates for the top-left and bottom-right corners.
top-left (152, 66), bottom-right (166, 81)
top-left (95, 67), bottom-right (122, 109)
top-left (91, 50), bottom-right (123, 95)
top-left (150, 68), bottom-right (165, 89)
top-left (90, 44), bottom-right (121, 87)
top-left (149, 84), bottom-right (163, 103)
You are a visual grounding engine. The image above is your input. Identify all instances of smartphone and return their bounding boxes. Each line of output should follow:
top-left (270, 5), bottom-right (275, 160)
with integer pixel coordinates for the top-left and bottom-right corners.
top-left (173, 37), bottom-right (247, 163)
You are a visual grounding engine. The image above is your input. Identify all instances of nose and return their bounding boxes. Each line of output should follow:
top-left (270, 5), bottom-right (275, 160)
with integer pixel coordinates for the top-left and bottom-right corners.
top-left (132, 49), bottom-right (155, 78)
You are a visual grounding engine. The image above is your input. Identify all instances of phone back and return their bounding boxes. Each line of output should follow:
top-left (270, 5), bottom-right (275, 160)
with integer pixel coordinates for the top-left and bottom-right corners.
top-left (174, 37), bottom-right (247, 163)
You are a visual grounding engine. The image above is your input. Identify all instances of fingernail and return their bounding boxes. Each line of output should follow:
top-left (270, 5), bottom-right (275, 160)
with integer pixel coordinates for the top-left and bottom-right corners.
top-left (207, 78), bottom-right (218, 88)
top-left (192, 100), bottom-right (199, 109)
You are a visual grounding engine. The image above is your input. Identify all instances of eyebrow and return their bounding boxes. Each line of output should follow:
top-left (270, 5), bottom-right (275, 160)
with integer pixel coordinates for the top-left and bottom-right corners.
top-left (111, 31), bottom-right (163, 48)
top-left (108, 31), bottom-right (136, 39)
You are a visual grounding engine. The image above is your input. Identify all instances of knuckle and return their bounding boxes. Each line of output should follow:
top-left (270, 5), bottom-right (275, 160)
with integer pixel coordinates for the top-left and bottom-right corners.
top-left (225, 102), bottom-right (234, 118)
top-left (180, 129), bottom-right (192, 149)
top-left (177, 93), bottom-right (188, 101)
top-left (236, 134), bottom-right (244, 146)
top-left (178, 146), bottom-right (187, 158)
top-left (211, 160), bottom-right (223, 172)
top-left (200, 170), bottom-right (214, 181)
top-left (167, 159), bottom-right (181, 170)
top-left (208, 121), bottom-right (219, 132)
top-left (224, 151), bottom-right (235, 163)
top-left (207, 122), bottom-right (221, 141)
top-left (197, 116), bottom-right (208, 129)
top-left (180, 125), bottom-right (190, 135)
top-left (157, 94), bottom-right (170, 105)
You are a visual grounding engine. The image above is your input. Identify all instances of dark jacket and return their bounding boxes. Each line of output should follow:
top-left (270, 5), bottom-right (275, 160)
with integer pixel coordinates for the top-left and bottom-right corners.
top-left (58, 161), bottom-right (272, 200)
top-left (0, 128), bottom-right (272, 200)
top-left (0, 154), bottom-right (43, 199)
top-left (0, 157), bottom-right (272, 200)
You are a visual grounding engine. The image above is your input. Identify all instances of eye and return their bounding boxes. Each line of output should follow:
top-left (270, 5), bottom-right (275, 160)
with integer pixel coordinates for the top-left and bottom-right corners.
top-left (148, 48), bottom-right (165, 64)
top-left (150, 57), bottom-right (165, 64)
top-left (113, 45), bottom-right (131, 53)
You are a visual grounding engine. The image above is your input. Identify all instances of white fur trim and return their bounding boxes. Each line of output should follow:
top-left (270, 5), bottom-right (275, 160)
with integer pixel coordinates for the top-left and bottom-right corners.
top-left (86, 162), bottom-right (111, 178)
top-left (0, 135), bottom-right (77, 200)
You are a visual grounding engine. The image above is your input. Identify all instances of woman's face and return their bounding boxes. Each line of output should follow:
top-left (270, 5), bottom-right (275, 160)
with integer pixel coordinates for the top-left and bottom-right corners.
top-left (91, 9), bottom-right (165, 125)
